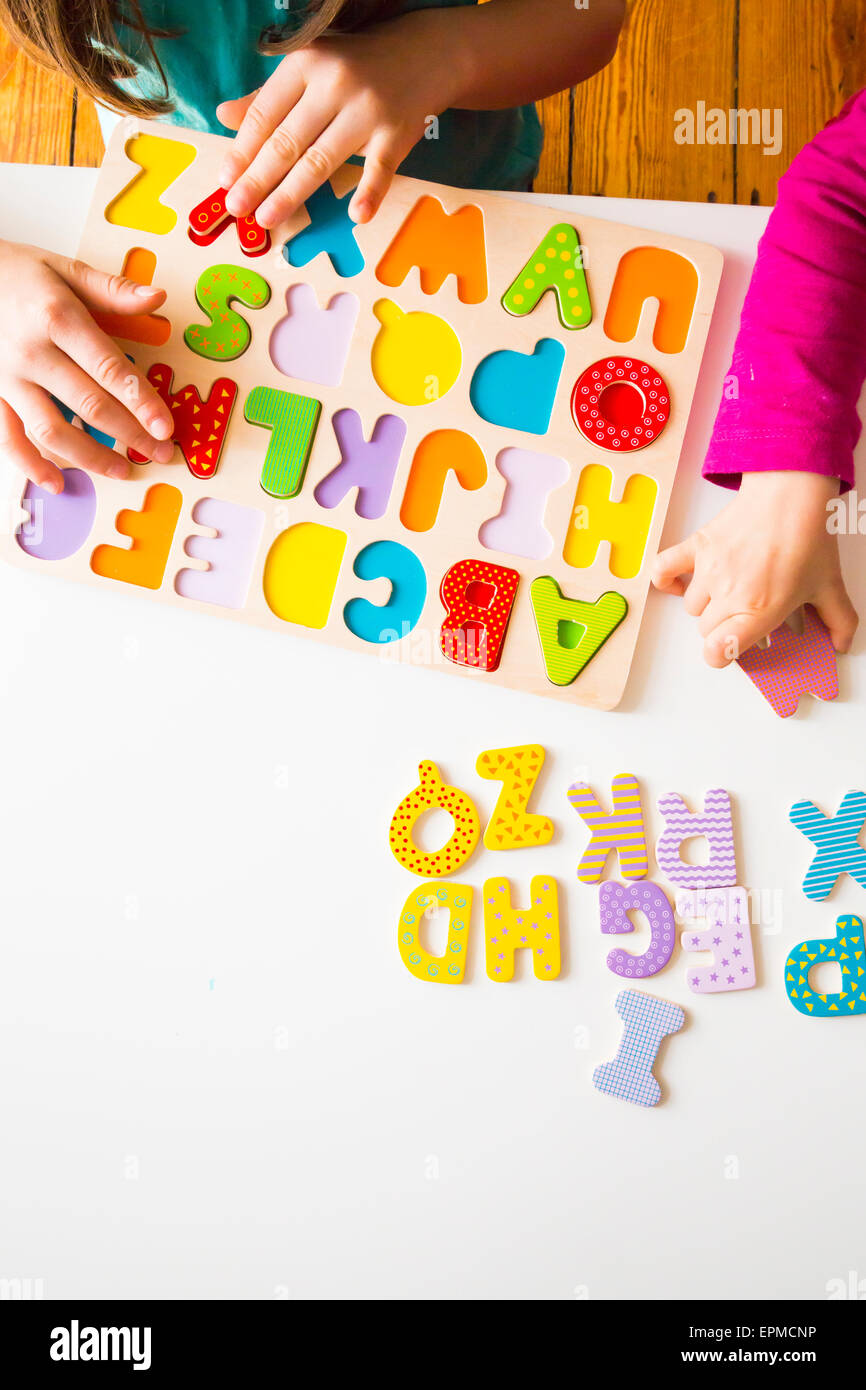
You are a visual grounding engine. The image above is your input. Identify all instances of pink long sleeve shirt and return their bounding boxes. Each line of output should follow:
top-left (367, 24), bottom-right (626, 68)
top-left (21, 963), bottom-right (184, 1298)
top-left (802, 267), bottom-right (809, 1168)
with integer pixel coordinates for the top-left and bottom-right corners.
top-left (704, 89), bottom-right (866, 494)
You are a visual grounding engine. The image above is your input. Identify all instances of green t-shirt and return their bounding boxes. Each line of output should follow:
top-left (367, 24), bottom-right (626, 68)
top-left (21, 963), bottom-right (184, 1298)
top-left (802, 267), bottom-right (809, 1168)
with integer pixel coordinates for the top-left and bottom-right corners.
top-left (118, 0), bottom-right (543, 190)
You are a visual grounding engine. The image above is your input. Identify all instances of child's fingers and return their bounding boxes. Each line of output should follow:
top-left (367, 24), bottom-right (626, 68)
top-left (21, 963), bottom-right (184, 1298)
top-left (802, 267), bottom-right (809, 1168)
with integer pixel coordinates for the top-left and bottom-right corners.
top-left (682, 578), bottom-right (711, 618)
top-left (34, 351), bottom-right (174, 464)
top-left (0, 397), bottom-right (64, 494)
top-left (814, 583), bottom-right (859, 653)
top-left (349, 136), bottom-right (402, 223)
top-left (255, 113), bottom-right (360, 228)
top-left (701, 607), bottom-right (777, 668)
top-left (651, 535), bottom-right (697, 592)
top-left (47, 254), bottom-right (167, 317)
top-left (38, 299), bottom-right (174, 445)
top-left (218, 71), bottom-right (306, 190)
top-left (698, 596), bottom-right (760, 641)
top-left (10, 382), bottom-right (131, 480)
top-left (224, 93), bottom-right (333, 220)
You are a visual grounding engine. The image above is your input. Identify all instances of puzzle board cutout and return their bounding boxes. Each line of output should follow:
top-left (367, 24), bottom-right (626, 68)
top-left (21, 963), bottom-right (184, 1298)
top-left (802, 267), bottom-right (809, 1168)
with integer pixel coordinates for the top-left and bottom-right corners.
top-left (1, 119), bottom-right (723, 708)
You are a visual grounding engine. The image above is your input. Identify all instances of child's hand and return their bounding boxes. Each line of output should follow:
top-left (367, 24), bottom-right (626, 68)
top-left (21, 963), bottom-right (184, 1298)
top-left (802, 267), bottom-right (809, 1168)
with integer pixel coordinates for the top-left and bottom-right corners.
top-left (216, 9), bottom-right (458, 228)
top-left (0, 240), bottom-right (175, 494)
top-left (652, 471), bottom-right (858, 666)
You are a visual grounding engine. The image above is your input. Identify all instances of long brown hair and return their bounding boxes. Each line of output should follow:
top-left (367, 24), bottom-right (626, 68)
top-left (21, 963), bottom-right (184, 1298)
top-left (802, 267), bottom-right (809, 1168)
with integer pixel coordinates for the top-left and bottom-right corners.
top-left (0, 0), bottom-right (404, 118)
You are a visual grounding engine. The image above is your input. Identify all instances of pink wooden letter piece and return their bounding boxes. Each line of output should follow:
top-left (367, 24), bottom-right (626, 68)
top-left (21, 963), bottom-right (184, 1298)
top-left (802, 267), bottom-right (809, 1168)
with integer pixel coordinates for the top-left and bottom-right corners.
top-left (736, 604), bottom-right (838, 718)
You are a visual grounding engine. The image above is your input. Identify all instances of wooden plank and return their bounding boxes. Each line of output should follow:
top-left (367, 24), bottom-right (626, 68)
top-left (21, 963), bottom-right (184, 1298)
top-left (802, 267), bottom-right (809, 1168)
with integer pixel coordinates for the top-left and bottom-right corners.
top-left (536, 91), bottom-right (572, 194)
top-left (0, 35), bottom-right (74, 165)
top-left (570, 0), bottom-right (738, 202)
top-left (737, 0), bottom-right (866, 205)
top-left (72, 93), bottom-right (106, 168)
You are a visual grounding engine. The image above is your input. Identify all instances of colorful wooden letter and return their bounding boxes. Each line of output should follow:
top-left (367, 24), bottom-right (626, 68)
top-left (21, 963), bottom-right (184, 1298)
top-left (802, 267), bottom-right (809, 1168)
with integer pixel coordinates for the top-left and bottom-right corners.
top-left (184, 264), bottom-right (271, 361)
top-left (571, 358), bottom-right (670, 452)
top-left (563, 463), bottom-right (658, 579)
top-left (244, 385), bottom-right (322, 499)
top-left (389, 761), bottom-right (481, 878)
top-left (398, 882), bottom-right (473, 983)
top-left (600, 881), bottom-right (675, 978)
top-left (175, 497), bottom-right (265, 610)
top-left (314, 410), bottom-right (406, 520)
top-left (128, 365), bottom-right (237, 479)
top-left (91, 247), bottom-right (170, 345)
top-left (188, 186), bottom-right (270, 255)
top-left (90, 483), bottom-right (182, 590)
top-left (603, 246), bottom-right (699, 354)
top-left (371, 300), bottom-right (462, 406)
top-left (592, 990), bottom-right (685, 1107)
top-left (656, 789), bottom-right (737, 889)
top-left (476, 745), bottom-right (553, 850)
top-left (399, 430), bottom-right (487, 532)
top-left (737, 605), bottom-right (839, 718)
top-left (478, 448), bottom-right (569, 561)
top-left (262, 522), bottom-right (347, 628)
top-left (677, 887), bottom-right (756, 994)
top-left (530, 577), bottom-right (627, 686)
top-left (483, 877), bottom-right (560, 981)
top-left (269, 283), bottom-right (359, 388)
top-left (343, 539), bottom-right (427, 644)
top-left (790, 791), bottom-right (866, 901)
top-left (376, 196), bottom-right (488, 304)
top-left (785, 914), bottom-right (866, 1016)
top-left (470, 339), bottom-right (565, 435)
top-left (18, 470), bottom-right (97, 562)
top-left (105, 134), bottom-right (196, 234)
top-left (439, 559), bottom-right (520, 672)
top-left (567, 774), bottom-right (649, 883)
top-left (283, 179), bottom-right (364, 277)
top-left (502, 223), bottom-right (591, 329)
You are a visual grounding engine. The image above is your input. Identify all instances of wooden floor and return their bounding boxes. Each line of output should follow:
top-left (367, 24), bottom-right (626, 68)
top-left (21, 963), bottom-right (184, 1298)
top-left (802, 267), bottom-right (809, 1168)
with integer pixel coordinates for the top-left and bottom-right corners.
top-left (2, 0), bottom-right (865, 204)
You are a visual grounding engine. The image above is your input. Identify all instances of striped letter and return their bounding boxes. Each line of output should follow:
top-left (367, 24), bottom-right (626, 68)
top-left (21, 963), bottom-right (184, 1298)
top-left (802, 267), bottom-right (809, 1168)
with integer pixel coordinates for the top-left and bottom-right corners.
top-left (656, 788), bottom-right (737, 889)
top-left (245, 385), bottom-right (322, 499)
top-left (790, 790), bottom-right (866, 902)
top-left (567, 773), bottom-right (649, 883)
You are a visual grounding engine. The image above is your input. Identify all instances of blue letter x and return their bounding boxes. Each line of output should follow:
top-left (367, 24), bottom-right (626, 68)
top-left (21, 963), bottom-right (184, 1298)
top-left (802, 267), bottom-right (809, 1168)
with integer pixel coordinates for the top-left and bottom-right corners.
top-left (790, 790), bottom-right (866, 901)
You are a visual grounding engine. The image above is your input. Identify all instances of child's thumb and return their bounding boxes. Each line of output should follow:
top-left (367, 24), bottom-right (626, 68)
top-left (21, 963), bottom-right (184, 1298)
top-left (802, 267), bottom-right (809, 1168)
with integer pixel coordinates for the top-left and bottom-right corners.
top-left (47, 254), bottom-right (166, 314)
top-left (815, 582), bottom-right (859, 653)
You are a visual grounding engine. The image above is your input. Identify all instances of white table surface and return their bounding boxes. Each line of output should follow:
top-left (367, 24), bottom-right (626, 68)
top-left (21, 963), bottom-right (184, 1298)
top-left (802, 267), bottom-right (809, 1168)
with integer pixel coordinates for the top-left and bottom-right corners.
top-left (1, 164), bottom-right (864, 1302)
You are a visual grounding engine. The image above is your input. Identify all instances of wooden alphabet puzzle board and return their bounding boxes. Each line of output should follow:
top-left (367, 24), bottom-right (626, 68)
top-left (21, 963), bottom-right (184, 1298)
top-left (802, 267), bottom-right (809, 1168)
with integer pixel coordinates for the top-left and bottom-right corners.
top-left (2, 119), bottom-right (723, 708)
